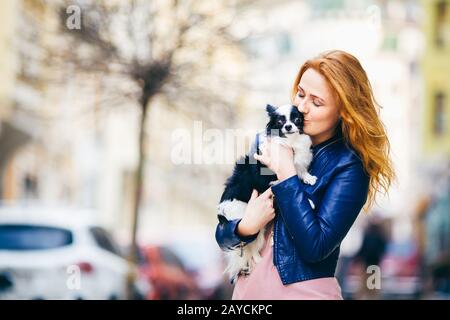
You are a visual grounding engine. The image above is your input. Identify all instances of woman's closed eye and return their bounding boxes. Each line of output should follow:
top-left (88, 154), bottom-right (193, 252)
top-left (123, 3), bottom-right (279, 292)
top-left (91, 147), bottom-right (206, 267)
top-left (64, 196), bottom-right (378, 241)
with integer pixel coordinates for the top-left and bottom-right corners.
top-left (297, 90), bottom-right (323, 107)
top-left (312, 99), bottom-right (322, 107)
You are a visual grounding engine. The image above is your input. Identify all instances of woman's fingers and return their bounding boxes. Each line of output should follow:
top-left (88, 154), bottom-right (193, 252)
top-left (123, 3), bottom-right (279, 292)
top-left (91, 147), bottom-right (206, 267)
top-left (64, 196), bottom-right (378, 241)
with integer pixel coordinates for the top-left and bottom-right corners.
top-left (250, 189), bottom-right (259, 200)
top-left (253, 152), bottom-right (267, 163)
top-left (254, 140), bottom-right (271, 165)
top-left (261, 142), bottom-right (270, 157)
top-left (267, 209), bottom-right (276, 222)
top-left (261, 141), bottom-right (267, 152)
top-left (261, 187), bottom-right (274, 199)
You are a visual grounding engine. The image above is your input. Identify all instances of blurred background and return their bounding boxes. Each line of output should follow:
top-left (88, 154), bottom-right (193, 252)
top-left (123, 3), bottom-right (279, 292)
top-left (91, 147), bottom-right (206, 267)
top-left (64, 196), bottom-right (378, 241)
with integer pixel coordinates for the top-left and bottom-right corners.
top-left (0, 0), bottom-right (449, 300)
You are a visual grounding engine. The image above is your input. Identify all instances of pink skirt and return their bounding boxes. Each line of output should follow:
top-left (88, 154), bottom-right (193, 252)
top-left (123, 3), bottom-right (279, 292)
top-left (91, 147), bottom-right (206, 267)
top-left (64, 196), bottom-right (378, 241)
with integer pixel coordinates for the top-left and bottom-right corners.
top-left (232, 222), bottom-right (343, 300)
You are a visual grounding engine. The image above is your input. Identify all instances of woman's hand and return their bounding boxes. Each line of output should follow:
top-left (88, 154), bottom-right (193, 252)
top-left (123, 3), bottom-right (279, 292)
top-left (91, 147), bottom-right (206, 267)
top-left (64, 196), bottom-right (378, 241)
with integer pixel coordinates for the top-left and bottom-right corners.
top-left (237, 189), bottom-right (275, 237)
top-left (253, 139), bottom-right (297, 181)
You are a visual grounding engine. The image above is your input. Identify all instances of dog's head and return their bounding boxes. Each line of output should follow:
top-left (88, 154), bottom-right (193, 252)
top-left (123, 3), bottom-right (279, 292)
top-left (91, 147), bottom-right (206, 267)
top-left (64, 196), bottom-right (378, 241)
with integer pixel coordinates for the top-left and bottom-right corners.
top-left (265, 104), bottom-right (304, 137)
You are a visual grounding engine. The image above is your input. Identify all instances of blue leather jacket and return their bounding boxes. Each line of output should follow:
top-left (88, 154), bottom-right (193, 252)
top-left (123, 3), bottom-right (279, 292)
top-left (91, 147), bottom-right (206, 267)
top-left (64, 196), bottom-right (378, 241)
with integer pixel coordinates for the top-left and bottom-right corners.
top-left (215, 130), bottom-right (370, 285)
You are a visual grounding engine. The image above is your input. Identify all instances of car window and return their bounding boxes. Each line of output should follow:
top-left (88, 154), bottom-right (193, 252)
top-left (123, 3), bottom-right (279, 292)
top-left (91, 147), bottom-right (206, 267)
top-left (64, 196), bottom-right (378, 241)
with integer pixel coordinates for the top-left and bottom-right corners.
top-left (89, 227), bottom-right (122, 256)
top-left (0, 224), bottom-right (73, 250)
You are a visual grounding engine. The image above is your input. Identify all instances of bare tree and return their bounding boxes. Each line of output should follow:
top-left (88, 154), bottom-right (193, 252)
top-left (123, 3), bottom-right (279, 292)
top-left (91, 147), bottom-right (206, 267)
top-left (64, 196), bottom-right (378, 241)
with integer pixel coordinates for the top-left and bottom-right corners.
top-left (44, 0), bottom-right (246, 298)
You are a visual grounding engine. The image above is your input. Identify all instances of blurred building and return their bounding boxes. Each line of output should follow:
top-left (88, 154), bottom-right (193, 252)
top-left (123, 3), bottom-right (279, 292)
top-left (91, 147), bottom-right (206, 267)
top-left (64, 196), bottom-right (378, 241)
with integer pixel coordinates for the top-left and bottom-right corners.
top-left (236, 0), bottom-right (423, 243)
top-left (0, 0), bottom-right (17, 115)
top-left (1, 0), bottom-right (251, 251)
top-left (137, 12), bottom-right (249, 243)
top-left (0, 0), bottom-right (130, 235)
top-left (418, 0), bottom-right (450, 297)
top-left (372, 0), bottom-right (423, 243)
top-left (0, 0), bottom-right (81, 206)
top-left (0, 0), bottom-right (36, 202)
top-left (422, 0), bottom-right (450, 156)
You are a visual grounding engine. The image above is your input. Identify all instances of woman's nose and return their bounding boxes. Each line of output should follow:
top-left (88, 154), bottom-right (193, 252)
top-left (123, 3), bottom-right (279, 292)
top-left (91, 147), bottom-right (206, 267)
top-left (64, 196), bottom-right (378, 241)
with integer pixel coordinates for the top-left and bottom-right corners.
top-left (297, 100), bottom-right (308, 114)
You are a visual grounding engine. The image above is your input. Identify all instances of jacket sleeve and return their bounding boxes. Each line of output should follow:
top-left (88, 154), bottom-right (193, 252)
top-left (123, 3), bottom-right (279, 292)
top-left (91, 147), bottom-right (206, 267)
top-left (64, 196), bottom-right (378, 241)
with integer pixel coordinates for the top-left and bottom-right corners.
top-left (215, 217), bottom-right (259, 252)
top-left (214, 132), bottom-right (261, 252)
top-left (271, 160), bottom-right (369, 263)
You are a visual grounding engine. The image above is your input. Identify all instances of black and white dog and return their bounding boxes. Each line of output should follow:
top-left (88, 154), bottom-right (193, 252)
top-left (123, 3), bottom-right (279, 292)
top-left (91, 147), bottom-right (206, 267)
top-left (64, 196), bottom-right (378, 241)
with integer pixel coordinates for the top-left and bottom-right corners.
top-left (217, 104), bottom-right (317, 281)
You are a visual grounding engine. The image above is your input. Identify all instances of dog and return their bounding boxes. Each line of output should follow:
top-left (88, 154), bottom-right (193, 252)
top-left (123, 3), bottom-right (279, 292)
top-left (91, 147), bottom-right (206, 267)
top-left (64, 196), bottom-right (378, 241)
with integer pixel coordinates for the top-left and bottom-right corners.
top-left (217, 103), bottom-right (317, 283)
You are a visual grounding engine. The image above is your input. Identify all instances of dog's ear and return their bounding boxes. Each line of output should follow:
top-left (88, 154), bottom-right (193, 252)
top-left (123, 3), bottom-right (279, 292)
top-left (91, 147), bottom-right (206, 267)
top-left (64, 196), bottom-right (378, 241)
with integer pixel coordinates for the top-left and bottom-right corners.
top-left (265, 104), bottom-right (277, 115)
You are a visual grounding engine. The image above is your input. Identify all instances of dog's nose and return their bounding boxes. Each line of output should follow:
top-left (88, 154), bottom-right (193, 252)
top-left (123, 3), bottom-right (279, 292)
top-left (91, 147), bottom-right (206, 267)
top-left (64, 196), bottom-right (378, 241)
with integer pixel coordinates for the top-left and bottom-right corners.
top-left (285, 124), bottom-right (292, 131)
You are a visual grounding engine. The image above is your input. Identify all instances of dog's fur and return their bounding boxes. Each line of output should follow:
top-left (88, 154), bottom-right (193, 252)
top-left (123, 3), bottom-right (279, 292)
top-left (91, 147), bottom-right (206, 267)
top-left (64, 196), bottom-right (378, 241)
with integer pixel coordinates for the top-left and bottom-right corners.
top-left (217, 104), bottom-right (317, 282)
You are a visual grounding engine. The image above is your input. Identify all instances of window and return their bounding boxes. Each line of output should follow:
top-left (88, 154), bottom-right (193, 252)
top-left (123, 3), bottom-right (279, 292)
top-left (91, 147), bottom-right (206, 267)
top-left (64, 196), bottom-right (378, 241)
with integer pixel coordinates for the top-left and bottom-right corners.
top-left (0, 225), bottom-right (73, 250)
top-left (309, 0), bottom-right (345, 14)
top-left (382, 33), bottom-right (399, 51)
top-left (278, 32), bottom-right (292, 56)
top-left (433, 92), bottom-right (446, 136)
top-left (435, 1), bottom-right (450, 48)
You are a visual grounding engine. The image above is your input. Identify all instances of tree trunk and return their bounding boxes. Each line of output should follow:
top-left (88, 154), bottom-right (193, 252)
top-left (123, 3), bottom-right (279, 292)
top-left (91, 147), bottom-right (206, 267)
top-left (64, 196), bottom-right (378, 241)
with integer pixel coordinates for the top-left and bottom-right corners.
top-left (126, 96), bottom-right (149, 299)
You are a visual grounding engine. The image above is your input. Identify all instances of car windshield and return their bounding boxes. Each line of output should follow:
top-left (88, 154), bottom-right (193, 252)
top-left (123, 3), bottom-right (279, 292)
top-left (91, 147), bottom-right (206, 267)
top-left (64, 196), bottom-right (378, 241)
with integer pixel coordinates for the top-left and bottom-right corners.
top-left (0, 224), bottom-right (73, 250)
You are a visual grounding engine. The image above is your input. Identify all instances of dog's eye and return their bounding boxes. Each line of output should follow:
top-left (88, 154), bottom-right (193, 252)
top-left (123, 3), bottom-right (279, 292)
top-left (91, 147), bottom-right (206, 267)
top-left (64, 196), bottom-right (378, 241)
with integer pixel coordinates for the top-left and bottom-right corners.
top-left (294, 118), bottom-right (300, 123)
top-left (277, 120), bottom-right (283, 125)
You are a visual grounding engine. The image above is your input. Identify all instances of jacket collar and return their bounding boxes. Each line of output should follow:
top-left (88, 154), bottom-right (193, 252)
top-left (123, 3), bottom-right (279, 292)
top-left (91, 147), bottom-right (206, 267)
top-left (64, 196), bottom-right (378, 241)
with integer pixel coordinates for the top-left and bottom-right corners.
top-left (311, 126), bottom-right (343, 156)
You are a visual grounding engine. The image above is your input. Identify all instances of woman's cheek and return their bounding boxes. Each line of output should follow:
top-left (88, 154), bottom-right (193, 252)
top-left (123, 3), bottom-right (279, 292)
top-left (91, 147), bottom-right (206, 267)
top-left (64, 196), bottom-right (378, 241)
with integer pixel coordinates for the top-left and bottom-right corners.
top-left (304, 121), bottom-right (314, 134)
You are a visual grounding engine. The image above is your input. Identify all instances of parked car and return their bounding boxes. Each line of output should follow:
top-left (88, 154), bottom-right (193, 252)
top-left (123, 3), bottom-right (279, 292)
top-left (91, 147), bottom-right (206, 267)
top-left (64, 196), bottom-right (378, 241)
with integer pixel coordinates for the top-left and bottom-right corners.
top-left (167, 237), bottom-right (231, 299)
top-left (0, 205), bottom-right (138, 300)
top-left (139, 244), bottom-right (201, 300)
top-left (138, 232), bottom-right (230, 300)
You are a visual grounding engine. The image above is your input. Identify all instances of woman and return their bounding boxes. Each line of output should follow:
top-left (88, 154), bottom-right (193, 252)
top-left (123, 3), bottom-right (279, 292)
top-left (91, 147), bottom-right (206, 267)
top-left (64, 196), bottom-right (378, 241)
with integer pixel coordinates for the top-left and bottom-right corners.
top-left (215, 50), bottom-right (395, 300)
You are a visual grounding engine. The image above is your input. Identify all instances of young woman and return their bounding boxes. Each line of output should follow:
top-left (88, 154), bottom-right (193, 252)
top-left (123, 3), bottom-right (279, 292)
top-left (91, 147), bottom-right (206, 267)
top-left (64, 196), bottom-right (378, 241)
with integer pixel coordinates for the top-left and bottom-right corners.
top-left (215, 50), bottom-right (395, 299)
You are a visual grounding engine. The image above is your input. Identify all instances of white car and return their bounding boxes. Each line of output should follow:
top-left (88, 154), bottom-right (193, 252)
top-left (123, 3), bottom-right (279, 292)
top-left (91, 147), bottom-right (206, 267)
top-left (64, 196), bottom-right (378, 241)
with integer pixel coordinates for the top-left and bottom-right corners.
top-left (0, 205), bottom-right (139, 300)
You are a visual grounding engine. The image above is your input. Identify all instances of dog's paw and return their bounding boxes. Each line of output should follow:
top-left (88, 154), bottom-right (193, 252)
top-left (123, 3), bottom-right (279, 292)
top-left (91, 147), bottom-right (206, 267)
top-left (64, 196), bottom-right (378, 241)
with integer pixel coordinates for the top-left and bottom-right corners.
top-left (303, 174), bottom-right (317, 185)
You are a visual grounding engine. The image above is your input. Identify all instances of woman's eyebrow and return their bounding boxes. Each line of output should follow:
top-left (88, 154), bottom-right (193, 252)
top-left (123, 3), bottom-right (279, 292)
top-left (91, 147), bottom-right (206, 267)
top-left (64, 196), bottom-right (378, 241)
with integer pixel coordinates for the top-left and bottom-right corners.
top-left (298, 85), bottom-right (325, 102)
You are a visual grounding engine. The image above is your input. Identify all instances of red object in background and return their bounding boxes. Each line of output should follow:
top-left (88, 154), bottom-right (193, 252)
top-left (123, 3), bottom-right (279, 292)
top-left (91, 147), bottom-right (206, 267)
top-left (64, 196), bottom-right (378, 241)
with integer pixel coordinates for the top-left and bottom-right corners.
top-left (139, 245), bottom-right (201, 300)
top-left (76, 262), bottom-right (94, 274)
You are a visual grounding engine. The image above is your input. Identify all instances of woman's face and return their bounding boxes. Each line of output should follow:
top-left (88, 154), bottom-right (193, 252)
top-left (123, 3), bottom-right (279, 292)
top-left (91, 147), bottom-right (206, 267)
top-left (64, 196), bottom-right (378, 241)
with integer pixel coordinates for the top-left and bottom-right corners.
top-left (293, 68), bottom-right (341, 146)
